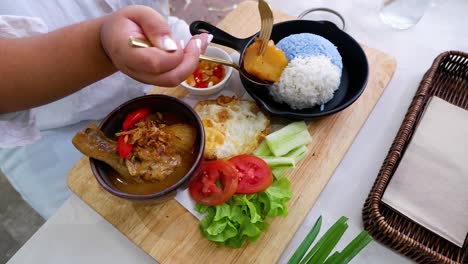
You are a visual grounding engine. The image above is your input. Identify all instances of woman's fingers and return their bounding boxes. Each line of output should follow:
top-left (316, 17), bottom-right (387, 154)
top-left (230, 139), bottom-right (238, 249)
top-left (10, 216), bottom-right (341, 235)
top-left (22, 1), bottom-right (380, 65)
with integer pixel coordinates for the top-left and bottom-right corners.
top-left (101, 5), bottom-right (213, 87)
top-left (149, 38), bottom-right (204, 86)
top-left (121, 5), bottom-right (177, 51)
top-left (125, 35), bottom-right (210, 86)
top-left (124, 40), bottom-right (184, 74)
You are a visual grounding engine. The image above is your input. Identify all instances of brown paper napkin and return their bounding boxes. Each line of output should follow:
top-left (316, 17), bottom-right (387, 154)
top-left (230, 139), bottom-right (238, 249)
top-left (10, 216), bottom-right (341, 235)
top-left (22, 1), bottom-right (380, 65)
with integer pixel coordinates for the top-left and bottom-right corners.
top-left (382, 96), bottom-right (468, 247)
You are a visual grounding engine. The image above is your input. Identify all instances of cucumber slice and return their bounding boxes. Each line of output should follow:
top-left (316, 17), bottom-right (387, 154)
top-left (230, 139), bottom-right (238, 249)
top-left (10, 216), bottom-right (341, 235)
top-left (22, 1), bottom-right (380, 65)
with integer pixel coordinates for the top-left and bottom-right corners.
top-left (267, 129), bottom-right (312, 157)
top-left (294, 150), bottom-right (308, 164)
top-left (253, 140), bottom-right (273, 156)
top-left (271, 166), bottom-right (291, 179)
top-left (259, 156), bottom-right (295, 168)
top-left (285, 145), bottom-right (308, 158)
top-left (285, 145), bottom-right (309, 163)
top-left (265, 121), bottom-right (310, 156)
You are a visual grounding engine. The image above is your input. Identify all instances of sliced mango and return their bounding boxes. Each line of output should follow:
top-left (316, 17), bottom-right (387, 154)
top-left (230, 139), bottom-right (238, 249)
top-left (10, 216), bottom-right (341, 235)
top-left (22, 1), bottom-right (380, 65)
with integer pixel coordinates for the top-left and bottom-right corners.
top-left (243, 39), bottom-right (288, 83)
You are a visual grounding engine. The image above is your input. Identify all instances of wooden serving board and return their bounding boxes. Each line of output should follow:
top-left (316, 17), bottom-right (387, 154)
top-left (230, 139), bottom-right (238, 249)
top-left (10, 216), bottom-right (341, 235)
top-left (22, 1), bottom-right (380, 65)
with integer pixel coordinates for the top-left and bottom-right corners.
top-left (67, 1), bottom-right (396, 263)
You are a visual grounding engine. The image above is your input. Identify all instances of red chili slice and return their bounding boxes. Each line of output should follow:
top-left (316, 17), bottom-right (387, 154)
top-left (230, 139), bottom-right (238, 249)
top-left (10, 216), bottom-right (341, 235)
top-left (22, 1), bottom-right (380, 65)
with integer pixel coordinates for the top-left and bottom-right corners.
top-left (213, 65), bottom-right (224, 79)
top-left (117, 134), bottom-right (133, 158)
top-left (196, 81), bottom-right (208, 88)
top-left (122, 108), bottom-right (150, 131)
top-left (193, 68), bottom-right (202, 80)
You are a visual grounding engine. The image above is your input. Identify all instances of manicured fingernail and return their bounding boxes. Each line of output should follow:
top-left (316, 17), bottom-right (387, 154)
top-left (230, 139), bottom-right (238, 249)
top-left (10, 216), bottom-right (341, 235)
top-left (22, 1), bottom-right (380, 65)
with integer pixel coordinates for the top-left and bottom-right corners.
top-left (162, 36), bottom-right (178, 51)
top-left (180, 40), bottom-right (185, 48)
top-left (195, 39), bottom-right (202, 51)
top-left (207, 34), bottom-right (213, 43)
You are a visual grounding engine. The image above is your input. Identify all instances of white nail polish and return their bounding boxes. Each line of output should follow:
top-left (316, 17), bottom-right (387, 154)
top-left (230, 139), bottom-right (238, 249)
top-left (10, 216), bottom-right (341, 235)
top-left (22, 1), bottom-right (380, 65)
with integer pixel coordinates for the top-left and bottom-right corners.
top-left (162, 36), bottom-right (178, 51)
top-left (207, 34), bottom-right (213, 43)
top-left (180, 40), bottom-right (185, 48)
top-left (195, 39), bottom-right (202, 51)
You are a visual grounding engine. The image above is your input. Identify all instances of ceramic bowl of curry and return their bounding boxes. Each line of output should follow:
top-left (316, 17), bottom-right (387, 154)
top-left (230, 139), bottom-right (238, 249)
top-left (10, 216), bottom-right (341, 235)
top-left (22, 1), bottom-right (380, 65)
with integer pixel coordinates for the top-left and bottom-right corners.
top-left (81, 95), bottom-right (205, 202)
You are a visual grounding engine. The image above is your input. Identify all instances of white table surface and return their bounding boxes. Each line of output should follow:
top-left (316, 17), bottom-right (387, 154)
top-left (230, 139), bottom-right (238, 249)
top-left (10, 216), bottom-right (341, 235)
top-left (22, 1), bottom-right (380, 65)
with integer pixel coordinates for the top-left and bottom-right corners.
top-left (8, 0), bottom-right (468, 263)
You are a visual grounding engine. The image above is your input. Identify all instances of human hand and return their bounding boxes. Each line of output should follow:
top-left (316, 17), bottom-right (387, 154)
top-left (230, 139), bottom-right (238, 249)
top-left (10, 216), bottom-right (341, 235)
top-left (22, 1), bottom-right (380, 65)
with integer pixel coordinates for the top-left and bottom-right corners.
top-left (101, 5), bottom-right (210, 87)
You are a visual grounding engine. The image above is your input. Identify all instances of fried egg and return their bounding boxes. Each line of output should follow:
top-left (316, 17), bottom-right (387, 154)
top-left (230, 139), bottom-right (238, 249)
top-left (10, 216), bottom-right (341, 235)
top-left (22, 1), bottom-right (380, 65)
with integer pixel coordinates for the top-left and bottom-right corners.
top-left (194, 96), bottom-right (271, 160)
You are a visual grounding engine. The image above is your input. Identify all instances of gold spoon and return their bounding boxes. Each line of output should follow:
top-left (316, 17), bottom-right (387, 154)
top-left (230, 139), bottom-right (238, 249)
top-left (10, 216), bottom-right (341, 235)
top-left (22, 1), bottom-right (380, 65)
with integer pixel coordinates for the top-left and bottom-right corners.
top-left (257, 0), bottom-right (273, 56)
top-left (128, 36), bottom-right (272, 86)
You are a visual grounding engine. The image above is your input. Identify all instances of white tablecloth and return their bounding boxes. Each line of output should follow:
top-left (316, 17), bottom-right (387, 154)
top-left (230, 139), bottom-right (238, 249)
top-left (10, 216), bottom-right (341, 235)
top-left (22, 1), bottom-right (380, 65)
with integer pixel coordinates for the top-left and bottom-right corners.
top-left (8, 0), bottom-right (468, 263)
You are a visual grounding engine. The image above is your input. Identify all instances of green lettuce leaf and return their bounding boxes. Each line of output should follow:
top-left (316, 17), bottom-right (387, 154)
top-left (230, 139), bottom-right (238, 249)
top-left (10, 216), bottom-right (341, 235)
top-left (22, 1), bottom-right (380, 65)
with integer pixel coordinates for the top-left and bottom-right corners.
top-left (195, 204), bottom-right (210, 214)
top-left (214, 203), bottom-right (231, 221)
top-left (196, 177), bottom-right (292, 248)
top-left (206, 218), bottom-right (228, 236)
top-left (264, 177), bottom-right (293, 217)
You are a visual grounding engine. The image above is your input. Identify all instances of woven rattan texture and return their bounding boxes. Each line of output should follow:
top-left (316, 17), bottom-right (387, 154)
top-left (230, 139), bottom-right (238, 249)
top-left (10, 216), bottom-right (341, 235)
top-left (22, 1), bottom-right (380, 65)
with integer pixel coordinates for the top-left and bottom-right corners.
top-left (363, 51), bottom-right (468, 264)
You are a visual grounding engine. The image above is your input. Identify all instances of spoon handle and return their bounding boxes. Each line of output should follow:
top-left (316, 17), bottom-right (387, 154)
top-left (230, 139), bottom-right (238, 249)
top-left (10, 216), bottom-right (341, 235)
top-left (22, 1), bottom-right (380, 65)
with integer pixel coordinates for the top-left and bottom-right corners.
top-left (129, 36), bottom-right (152, 48)
top-left (128, 36), bottom-right (239, 70)
top-left (199, 54), bottom-right (239, 71)
top-left (128, 36), bottom-right (270, 86)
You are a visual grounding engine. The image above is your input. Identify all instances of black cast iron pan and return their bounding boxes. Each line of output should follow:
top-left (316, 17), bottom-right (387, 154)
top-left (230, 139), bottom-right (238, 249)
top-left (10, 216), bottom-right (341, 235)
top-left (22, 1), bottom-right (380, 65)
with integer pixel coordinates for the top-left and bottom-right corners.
top-left (190, 20), bottom-right (368, 120)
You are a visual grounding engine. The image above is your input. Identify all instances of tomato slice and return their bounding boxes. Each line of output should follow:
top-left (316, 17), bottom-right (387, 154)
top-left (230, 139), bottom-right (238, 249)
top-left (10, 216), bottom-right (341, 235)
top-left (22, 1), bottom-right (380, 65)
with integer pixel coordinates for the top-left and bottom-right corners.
top-left (189, 160), bottom-right (239, 206)
top-left (122, 108), bottom-right (150, 131)
top-left (117, 134), bottom-right (133, 158)
top-left (229, 155), bottom-right (273, 194)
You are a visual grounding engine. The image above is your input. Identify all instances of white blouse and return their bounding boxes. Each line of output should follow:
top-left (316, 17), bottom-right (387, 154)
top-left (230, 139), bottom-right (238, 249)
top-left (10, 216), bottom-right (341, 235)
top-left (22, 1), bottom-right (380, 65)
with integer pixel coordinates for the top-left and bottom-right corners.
top-left (0, 0), bottom-right (192, 218)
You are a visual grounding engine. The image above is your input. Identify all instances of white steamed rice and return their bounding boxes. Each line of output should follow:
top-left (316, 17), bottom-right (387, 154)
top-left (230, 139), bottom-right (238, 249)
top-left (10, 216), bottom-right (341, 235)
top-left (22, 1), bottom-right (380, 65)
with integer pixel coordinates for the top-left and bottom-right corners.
top-left (269, 55), bottom-right (341, 110)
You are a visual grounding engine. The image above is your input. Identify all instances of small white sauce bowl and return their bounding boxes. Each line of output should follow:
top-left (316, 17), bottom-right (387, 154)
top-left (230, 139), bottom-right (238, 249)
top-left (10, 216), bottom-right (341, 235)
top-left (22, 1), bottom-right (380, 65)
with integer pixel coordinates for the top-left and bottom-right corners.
top-left (181, 45), bottom-right (233, 96)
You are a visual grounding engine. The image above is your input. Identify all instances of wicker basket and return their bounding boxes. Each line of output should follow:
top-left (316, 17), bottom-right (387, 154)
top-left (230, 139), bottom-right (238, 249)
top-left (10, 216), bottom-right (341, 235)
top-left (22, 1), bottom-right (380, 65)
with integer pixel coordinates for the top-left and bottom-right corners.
top-left (362, 51), bottom-right (468, 264)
